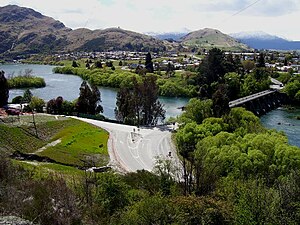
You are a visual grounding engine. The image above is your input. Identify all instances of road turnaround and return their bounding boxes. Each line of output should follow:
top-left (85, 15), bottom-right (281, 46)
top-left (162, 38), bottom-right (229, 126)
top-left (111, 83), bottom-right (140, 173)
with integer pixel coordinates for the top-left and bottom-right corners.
top-left (71, 117), bottom-right (181, 173)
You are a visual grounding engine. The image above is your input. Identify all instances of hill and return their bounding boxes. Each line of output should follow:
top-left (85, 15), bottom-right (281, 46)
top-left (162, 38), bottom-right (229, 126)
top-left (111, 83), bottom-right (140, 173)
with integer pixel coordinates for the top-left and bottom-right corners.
top-left (230, 31), bottom-right (300, 50)
top-left (67, 27), bottom-right (167, 52)
top-left (0, 5), bottom-right (167, 58)
top-left (180, 28), bottom-right (250, 51)
top-left (0, 5), bottom-right (70, 57)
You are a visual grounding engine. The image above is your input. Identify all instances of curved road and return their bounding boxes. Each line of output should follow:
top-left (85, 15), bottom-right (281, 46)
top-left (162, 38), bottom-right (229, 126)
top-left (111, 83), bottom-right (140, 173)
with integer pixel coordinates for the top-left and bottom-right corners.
top-left (73, 117), bottom-right (180, 173)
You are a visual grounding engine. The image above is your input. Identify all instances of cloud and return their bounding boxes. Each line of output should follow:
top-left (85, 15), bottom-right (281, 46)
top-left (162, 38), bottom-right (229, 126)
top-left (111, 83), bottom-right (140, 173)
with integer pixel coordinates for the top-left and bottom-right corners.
top-left (1, 0), bottom-right (300, 40)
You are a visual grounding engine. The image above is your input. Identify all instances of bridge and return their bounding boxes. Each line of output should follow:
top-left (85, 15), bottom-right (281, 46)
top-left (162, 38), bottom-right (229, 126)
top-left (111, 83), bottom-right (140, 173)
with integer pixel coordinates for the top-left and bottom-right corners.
top-left (228, 78), bottom-right (286, 116)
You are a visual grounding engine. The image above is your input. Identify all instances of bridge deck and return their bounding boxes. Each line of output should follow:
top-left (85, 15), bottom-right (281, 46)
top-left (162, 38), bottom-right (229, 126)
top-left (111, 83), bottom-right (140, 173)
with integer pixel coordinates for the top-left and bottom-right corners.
top-left (229, 89), bottom-right (276, 108)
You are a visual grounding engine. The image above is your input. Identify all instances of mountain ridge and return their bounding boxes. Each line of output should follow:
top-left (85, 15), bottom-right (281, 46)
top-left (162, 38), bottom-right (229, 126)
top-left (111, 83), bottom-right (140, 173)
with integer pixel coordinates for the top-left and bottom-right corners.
top-left (230, 31), bottom-right (300, 50)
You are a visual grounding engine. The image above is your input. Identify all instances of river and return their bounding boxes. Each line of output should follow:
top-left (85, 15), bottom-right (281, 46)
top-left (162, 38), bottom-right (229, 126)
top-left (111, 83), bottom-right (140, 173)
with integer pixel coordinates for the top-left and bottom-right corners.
top-left (1, 64), bottom-right (188, 119)
top-left (260, 107), bottom-right (300, 147)
top-left (2, 64), bottom-right (299, 147)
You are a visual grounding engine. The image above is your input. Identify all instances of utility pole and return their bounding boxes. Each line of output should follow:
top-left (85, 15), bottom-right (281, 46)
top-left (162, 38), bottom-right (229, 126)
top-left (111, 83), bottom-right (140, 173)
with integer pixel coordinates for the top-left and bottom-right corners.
top-left (31, 109), bottom-right (38, 138)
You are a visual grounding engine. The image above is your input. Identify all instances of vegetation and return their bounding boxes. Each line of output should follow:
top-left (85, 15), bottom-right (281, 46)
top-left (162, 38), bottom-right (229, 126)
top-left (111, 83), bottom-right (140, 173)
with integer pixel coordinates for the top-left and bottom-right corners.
top-left (0, 70), bottom-right (9, 107)
top-left (0, 116), bottom-right (109, 167)
top-left (282, 74), bottom-right (300, 104)
top-left (38, 119), bottom-right (109, 167)
top-left (6, 69), bottom-right (45, 89)
top-left (115, 75), bottom-right (165, 125)
top-left (76, 81), bottom-right (103, 115)
top-left (7, 75), bottom-right (45, 89)
top-left (53, 65), bottom-right (198, 97)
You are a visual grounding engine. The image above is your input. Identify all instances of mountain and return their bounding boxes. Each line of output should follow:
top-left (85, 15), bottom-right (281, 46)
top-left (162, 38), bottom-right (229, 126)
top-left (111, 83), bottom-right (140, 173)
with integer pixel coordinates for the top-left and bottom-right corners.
top-left (180, 28), bottom-right (250, 51)
top-left (0, 5), bottom-right (167, 58)
top-left (67, 28), bottom-right (167, 52)
top-left (146, 29), bottom-right (190, 41)
top-left (0, 5), bottom-right (71, 57)
top-left (230, 31), bottom-right (300, 50)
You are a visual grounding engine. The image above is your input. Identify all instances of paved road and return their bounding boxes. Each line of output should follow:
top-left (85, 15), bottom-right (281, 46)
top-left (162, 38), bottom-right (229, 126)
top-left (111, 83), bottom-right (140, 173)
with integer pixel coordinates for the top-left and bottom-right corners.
top-left (73, 117), bottom-right (180, 173)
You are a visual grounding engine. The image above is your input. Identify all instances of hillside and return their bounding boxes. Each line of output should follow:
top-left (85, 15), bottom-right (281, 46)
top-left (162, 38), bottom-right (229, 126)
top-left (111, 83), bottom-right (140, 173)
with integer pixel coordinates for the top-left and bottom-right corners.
top-left (0, 5), bottom-right (167, 58)
top-left (230, 31), bottom-right (300, 50)
top-left (180, 28), bottom-right (250, 51)
top-left (0, 5), bottom-right (71, 57)
top-left (67, 27), bottom-right (167, 52)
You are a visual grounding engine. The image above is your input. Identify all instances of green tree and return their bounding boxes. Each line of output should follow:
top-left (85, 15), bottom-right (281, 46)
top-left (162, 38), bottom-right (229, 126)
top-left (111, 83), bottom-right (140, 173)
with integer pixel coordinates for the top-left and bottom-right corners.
top-left (29, 96), bottom-right (45, 112)
top-left (76, 81), bottom-right (103, 115)
top-left (179, 98), bottom-right (213, 125)
top-left (72, 60), bottom-right (79, 68)
top-left (115, 75), bottom-right (165, 126)
top-left (22, 89), bottom-right (33, 103)
top-left (197, 48), bottom-right (226, 97)
top-left (145, 52), bottom-right (154, 73)
top-left (212, 84), bottom-right (230, 117)
top-left (257, 52), bottom-right (266, 68)
top-left (0, 71), bottom-right (9, 107)
top-left (94, 60), bottom-right (103, 68)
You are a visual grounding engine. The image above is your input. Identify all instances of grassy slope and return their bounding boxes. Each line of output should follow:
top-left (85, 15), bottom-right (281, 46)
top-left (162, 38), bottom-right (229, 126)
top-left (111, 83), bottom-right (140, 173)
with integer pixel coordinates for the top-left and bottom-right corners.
top-left (38, 119), bottom-right (109, 167)
top-left (0, 115), bottom-right (109, 170)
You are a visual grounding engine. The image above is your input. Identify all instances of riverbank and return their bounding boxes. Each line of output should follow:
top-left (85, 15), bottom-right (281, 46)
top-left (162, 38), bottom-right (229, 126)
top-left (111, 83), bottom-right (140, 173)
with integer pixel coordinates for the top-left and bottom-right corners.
top-left (53, 66), bottom-right (198, 98)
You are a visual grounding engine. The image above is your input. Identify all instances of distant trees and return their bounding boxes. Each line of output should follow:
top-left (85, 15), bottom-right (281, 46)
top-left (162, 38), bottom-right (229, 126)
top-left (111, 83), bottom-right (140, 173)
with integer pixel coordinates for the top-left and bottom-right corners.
top-left (257, 52), bottom-right (266, 68)
top-left (76, 81), bottom-right (103, 115)
top-left (72, 60), bottom-right (79, 68)
top-left (0, 71), bottom-right (9, 107)
top-left (115, 75), bottom-right (165, 126)
top-left (145, 52), bottom-right (154, 73)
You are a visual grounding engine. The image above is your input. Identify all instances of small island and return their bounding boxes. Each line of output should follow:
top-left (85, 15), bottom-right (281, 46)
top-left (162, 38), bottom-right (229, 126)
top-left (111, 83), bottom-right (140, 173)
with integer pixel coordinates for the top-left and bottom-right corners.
top-left (7, 69), bottom-right (46, 89)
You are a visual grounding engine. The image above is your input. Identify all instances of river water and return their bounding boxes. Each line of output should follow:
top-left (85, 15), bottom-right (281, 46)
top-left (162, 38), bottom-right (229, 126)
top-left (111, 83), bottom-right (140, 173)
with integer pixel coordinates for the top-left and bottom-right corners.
top-left (1, 64), bottom-right (188, 119)
top-left (2, 64), bottom-right (299, 147)
top-left (260, 108), bottom-right (300, 147)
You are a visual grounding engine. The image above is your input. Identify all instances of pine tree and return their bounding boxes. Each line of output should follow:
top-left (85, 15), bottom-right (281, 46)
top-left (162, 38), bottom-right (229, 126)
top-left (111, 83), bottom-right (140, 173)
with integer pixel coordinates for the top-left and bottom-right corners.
top-left (257, 52), bottom-right (266, 68)
top-left (145, 52), bottom-right (154, 73)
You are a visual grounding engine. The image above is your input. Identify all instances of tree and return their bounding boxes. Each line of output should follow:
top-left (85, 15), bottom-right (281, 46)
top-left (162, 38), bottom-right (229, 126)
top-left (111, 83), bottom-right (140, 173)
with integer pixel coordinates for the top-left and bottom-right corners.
top-left (76, 81), bottom-right (103, 115)
top-left (166, 62), bottom-right (175, 78)
top-left (22, 89), bottom-right (33, 103)
top-left (197, 48), bottom-right (226, 97)
top-left (0, 71), bottom-right (9, 107)
top-left (212, 84), bottom-right (230, 118)
top-left (145, 52), bottom-right (154, 73)
top-left (257, 52), bottom-right (266, 68)
top-left (115, 75), bottom-right (165, 126)
top-left (242, 60), bottom-right (255, 73)
top-left (29, 96), bottom-right (45, 112)
top-left (94, 61), bottom-right (103, 68)
top-left (72, 60), bottom-right (79, 68)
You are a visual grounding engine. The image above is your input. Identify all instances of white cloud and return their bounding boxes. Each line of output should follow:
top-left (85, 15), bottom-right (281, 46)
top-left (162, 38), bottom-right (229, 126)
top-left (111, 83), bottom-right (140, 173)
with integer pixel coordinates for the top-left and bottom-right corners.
top-left (1, 0), bottom-right (300, 40)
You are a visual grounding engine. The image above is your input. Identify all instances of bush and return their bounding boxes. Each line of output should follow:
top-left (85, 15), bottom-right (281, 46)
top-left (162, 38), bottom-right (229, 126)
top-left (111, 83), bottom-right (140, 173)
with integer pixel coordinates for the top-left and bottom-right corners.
top-left (8, 76), bottom-right (45, 89)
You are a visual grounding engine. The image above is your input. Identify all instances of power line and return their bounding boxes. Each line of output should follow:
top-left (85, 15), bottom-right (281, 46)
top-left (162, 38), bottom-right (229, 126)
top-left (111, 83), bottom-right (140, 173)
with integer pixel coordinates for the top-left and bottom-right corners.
top-left (231, 0), bottom-right (263, 17)
top-left (216, 0), bottom-right (263, 26)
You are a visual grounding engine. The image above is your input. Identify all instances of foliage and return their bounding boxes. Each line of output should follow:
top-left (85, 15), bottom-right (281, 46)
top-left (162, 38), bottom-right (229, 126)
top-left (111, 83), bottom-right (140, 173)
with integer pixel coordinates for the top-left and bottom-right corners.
top-left (29, 96), bottom-right (45, 112)
top-left (22, 89), bottom-right (33, 103)
top-left (115, 75), bottom-right (165, 126)
top-left (53, 66), bottom-right (198, 97)
top-left (0, 70), bottom-right (9, 107)
top-left (283, 74), bottom-right (300, 104)
top-left (7, 75), bottom-right (45, 89)
top-left (145, 52), bottom-right (154, 73)
top-left (179, 98), bottom-right (213, 124)
top-left (76, 81), bottom-right (103, 115)
top-left (212, 84), bottom-right (230, 117)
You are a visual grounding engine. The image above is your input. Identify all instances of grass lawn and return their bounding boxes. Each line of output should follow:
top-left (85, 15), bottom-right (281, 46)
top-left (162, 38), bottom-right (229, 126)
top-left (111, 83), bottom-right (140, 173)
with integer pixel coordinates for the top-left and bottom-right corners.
top-left (1, 115), bottom-right (109, 174)
top-left (38, 118), bottom-right (109, 167)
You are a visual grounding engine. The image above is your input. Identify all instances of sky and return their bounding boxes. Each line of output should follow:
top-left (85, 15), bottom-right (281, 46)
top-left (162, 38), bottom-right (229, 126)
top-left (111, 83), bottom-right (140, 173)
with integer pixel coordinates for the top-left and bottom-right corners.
top-left (1, 0), bottom-right (300, 40)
